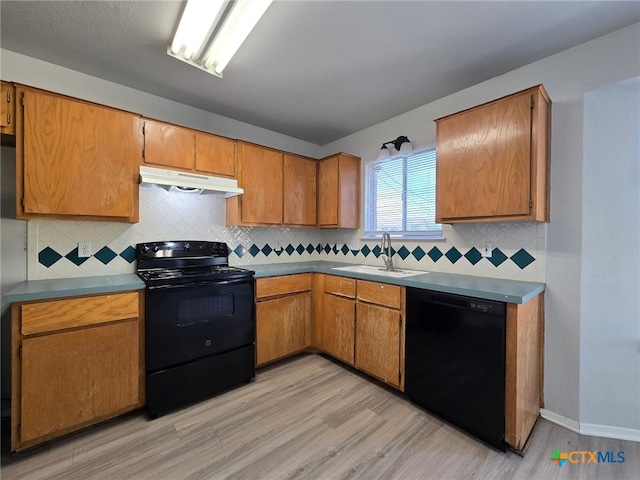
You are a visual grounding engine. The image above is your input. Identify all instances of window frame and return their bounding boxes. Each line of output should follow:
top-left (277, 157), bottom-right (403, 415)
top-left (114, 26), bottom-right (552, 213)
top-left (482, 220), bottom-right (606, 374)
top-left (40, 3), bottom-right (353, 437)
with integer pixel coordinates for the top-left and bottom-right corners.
top-left (363, 145), bottom-right (442, 240)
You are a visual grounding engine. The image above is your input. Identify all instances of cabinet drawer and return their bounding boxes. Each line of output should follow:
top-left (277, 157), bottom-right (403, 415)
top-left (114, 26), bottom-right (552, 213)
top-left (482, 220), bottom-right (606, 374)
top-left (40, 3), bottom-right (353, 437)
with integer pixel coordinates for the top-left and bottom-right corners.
top-left (357, 280), bottom-right (402, 309)
top-left (21, 292), bottom-right (140, 336)
top-left (324, 275), bottom-right (356, 298)
top-left (256, 274), bottom-right (312, 299)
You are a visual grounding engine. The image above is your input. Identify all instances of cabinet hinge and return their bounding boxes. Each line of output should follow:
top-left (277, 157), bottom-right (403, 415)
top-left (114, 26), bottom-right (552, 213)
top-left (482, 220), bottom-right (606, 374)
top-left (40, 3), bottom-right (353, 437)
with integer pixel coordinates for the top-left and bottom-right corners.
top-left (6, 113), bottom-right (10, 125)
top-left (18, 424), bottom-right (21, 437)
top-left (398, 370), bottom-right (402, 384)
top-left (22, 197), bottom-right (26, 208)
top-left (5, 91), bottom-right (10, 103)
top-left (529, 198), bottom-right (533, 209)
top-left (531, 96), bottom-right (535, 109)
top-left (18, 346), bottom-right (22, 357)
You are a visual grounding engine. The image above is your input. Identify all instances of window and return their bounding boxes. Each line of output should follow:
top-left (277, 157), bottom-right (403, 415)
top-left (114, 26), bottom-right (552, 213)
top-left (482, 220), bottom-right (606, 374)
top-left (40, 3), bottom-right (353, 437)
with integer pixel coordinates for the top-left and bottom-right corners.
top-left (364, 146), bottom-right (441, 238)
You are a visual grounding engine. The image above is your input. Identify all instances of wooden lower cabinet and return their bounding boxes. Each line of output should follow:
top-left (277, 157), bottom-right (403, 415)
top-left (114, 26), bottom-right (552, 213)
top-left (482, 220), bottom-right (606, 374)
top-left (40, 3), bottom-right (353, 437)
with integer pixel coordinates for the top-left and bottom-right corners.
top-left (355, 303), bottom-right (402, 389)
top-left (255, 274), bottom-right (312, 366)
top-left (321, 293), bottom-right (356, 365)
top-left (11, 291), bottom-right (144, 451)
top-left (505, 293), bottom-right (544, 451)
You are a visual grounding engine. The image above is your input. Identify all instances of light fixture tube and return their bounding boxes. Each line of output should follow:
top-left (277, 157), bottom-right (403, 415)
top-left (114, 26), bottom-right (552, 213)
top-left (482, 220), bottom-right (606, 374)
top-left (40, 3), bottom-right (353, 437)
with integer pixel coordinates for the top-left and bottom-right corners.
top-left (170, 0), bottom-right (227, 61)
top-left (204, 0), bottom-right (273, 75)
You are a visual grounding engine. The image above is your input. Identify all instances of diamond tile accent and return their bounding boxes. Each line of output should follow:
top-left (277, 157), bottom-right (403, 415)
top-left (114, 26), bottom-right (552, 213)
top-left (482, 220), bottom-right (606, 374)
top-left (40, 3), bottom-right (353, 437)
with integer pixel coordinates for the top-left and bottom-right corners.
top-left (234, 245), bottom-right (246, 258)
top-left (261, 244), bottom-right (272, 256)
top-left (412, 246), bottom-right (426, 261)
top-left (445, 247), bottom-right (462, 264)
top-left (428, 246), bottom-right (443, 262)
top-left (295, 244), bottom-right (305, 255)
top-left (323, 244), bottom-right (331, 254)
top-left (397, 246), bottom-right (410, 260)
top-left (315, 243), bottom-right (323, 253)
top-left (464, 247), bottom-right (483, 265)
top-left (285, 244), bottom-right (295, 255)
top-left (372, 245), bottom-right (381, 257)
top-left (65, 247), bottom-right (90, 266)
top-left (39, 247), bottom-right (62, 268)
top-left (340, 244), bottom-right (349, 255)
top-left (306, 244), bottom-right (314, 254)
top-left (361, 245), bottom-right (371, 257)
top-left (511, 248), bottom-right (535, 269)
top-left (94, 246), bottom-right (117, 265)
top-left (119, 246), bottom-right (136, 263)
top-left (248, 244), bottom-right (260, 257)
top-left (488, 248), bottom-right (508, 267)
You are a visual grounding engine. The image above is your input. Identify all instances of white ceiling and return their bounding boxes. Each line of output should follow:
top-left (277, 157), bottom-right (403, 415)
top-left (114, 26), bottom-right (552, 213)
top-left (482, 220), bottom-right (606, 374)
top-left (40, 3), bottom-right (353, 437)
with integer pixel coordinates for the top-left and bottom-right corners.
top-left (1, 1), bottom-right (639, 145)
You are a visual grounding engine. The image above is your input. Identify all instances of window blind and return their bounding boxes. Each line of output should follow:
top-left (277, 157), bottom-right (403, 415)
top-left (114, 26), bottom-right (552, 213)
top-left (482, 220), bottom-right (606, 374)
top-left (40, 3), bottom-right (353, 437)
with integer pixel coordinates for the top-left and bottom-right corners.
top-left (364, 147), bottom-right (441, 238)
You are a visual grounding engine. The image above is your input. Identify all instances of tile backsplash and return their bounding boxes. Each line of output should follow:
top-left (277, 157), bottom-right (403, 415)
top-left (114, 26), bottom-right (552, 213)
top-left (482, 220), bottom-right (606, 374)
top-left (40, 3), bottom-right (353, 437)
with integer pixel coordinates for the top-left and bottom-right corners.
top-left (28, 186), bottom-right (546, 283)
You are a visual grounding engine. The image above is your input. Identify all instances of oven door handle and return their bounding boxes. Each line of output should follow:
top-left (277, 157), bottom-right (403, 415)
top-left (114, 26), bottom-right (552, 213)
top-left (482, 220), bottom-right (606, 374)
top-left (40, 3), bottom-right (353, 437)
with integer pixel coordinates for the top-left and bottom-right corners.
top-left (147, 278), bottom-right (254, 290)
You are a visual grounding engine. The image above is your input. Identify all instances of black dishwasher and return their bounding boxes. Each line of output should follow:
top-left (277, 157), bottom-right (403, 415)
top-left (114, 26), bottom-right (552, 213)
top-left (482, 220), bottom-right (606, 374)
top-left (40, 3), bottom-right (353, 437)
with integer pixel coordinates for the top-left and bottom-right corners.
top-left (405, 288), bottom-right (507, 451)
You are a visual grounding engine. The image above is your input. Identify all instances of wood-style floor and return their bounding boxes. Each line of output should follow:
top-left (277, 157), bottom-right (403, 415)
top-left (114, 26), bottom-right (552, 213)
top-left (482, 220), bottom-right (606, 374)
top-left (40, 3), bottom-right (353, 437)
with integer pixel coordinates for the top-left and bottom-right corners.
top-left (2, 354), bottom-right (638, 480)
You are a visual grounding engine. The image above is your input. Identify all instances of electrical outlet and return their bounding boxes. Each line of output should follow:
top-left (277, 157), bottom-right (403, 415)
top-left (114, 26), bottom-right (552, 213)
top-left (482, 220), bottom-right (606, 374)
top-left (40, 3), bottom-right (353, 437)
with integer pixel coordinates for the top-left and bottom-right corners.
top-left (481, 242), bottom-right (493, 258)
top-left (78, 242), bottom-right (92, 258)
top-left (274, 241), bottom-right (282, 252)
top-left (350, 240), bottom-right (359, 251)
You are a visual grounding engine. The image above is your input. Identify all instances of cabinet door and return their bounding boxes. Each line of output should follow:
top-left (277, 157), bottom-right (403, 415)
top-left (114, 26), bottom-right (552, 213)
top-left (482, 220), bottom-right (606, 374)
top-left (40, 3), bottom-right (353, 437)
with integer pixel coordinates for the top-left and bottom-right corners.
top-left (317, 155), bottom-right (339, 226)
top-left (321, 293), bottom-right (355, 365)
top-left (256, 293), bottom-right (312, 366)
top-left (436, 92), bottom-right (532, 220)
top-left (20, 320), bottom-right (140, 444)
top-left (1, 81), bottom-right (15, 135)
top-left (237, 142), bottom-right (283, 224)
top-left (283, 154), bottom-right (316, 226)
top-left (21, 88), bottom-right (140, 219)
top-left (195, 132), bottom-right (235, 177)
top-left (355, 303), bottom-right (401, 387)
top-left (143, 119), bottom-right (194, 170)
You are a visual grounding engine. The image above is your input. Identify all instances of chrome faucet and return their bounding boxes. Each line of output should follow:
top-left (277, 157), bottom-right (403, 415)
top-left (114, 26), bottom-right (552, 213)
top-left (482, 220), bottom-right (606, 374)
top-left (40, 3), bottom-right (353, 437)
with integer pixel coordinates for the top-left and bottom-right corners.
top-left (380, 232), bottom-right (394, 271)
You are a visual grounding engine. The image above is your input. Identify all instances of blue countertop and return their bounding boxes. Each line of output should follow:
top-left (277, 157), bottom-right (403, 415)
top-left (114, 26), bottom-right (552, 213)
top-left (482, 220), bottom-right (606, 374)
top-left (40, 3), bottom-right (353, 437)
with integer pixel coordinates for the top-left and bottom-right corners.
top-left (248, 261), bottom-right (545, 304)
top-left (3, 262), bottom-right (544, 305)
top-left (3, 274), bottom-right (145, 303)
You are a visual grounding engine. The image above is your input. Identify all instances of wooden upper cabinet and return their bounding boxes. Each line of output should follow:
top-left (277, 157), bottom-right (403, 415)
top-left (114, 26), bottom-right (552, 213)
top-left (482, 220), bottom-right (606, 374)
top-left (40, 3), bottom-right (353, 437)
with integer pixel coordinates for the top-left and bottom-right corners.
top-left (227, 141), bottom-right (283, 225)
top-left (1, 81), bottom-right (16, 135)
top-left (17, 86), bottom-right (141, 222)
top-left (143, 119), bottom-right (236, 177)
top-left (318, 152), bottom-right (361, 228)
top-left (435, 85), bottom-right (550, 223)
top-left (143, 119), bottom-right (194, 170)
top-left (283, 154), bottom-right (316, 226)
top-left (195, 131), bottom-right (235, 177)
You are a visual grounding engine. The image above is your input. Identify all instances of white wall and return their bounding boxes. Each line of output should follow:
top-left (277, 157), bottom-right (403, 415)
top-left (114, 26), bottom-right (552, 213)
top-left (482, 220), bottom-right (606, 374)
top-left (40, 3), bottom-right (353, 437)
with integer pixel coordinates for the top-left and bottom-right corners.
top-left (580, 78), bottom-right (640, 439)
top-left (322, 23), bottom-right (640, 434)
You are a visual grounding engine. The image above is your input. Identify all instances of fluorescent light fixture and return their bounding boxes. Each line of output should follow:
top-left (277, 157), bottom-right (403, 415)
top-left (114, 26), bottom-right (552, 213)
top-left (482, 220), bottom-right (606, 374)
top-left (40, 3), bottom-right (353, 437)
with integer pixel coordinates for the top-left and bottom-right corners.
top-left (168, 0), bottom-right (272, 78)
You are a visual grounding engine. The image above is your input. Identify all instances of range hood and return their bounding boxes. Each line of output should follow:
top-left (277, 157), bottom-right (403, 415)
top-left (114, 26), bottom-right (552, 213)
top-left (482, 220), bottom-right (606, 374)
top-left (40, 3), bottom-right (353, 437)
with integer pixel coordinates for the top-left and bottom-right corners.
top-left (139, 166), bottom-right (243, 197)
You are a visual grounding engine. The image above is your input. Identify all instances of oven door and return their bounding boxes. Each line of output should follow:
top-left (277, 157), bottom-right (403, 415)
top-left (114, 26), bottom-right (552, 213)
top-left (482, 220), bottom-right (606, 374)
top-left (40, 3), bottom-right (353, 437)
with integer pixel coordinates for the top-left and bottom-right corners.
top-left (145, 278), bottom-right (255, 373)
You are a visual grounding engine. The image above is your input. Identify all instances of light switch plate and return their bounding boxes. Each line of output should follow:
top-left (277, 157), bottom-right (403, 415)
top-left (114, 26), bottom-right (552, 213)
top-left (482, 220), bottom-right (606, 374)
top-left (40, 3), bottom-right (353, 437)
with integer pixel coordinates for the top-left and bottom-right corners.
top-left (481, 242), bottom-right (493, 258)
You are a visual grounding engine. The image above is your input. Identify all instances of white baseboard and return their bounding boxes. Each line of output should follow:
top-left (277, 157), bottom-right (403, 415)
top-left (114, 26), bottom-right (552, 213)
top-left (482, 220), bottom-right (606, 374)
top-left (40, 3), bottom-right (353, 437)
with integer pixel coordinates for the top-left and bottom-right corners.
top-left (580, 423), bottom-right (640, 443)
top-left (540, 409), bottom-right (580, 433)
top-left (541, 409), bottom-right (640, 442)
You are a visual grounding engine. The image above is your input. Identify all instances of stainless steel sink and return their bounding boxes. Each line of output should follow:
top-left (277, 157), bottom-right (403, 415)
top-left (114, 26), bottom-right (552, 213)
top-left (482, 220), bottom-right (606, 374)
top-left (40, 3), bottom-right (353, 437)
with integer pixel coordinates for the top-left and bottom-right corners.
top-left (331, 265), bottom-right (427, 278)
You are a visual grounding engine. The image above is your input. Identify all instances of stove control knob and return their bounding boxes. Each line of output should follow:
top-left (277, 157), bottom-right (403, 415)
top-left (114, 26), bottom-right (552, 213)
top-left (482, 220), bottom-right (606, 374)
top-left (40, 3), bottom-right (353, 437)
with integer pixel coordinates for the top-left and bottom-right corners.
top-left (151, 245), bottom-right (159, 253)
top-left (140, 245), bottom-right (150, 255)
top-left (184, 243), bottom-right (191, 251)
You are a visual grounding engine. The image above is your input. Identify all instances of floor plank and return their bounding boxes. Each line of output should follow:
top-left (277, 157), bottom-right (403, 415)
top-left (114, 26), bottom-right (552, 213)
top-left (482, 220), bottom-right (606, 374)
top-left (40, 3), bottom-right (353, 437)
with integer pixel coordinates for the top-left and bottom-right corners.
top-left (2, 354), bottom-right (638, 479)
